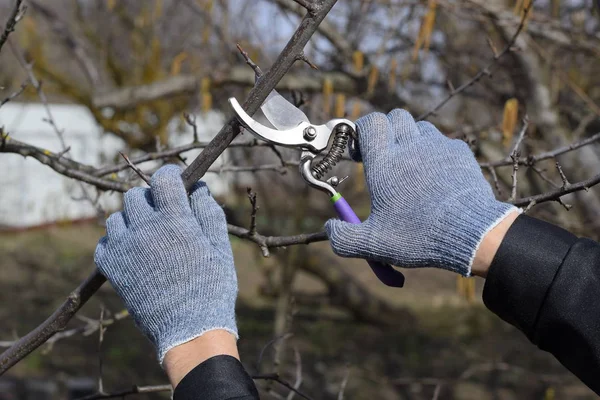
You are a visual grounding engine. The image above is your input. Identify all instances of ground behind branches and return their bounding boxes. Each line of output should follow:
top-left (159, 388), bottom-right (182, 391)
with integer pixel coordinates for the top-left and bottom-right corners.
top-left (0, 223), bottom-right (595, 399)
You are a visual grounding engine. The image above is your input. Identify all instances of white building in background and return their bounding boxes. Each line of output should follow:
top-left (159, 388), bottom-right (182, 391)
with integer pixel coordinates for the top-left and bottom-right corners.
top-left (0, 102), bottom-right (229, 229)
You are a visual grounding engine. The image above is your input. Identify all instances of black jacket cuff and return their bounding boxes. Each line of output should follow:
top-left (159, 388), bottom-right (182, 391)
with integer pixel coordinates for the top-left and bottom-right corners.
top-left (482, 214), bottom-right (578, 339)
top-left (174, 355), bottom-right (259, 400)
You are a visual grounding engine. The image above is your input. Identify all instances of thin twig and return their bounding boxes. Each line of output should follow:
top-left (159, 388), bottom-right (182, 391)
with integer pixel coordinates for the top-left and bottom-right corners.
top-left (507, 116), bottom-right (529, 160)
top-left (417, 1), bottom-right (533, 121)
top-left (119, 152), bottom-right (151, 185)
top-left (509, 153), bottom-right (519, 202)
top-left (293, 0), bottom-right (317, 13)
top-left (508, 118), bottom-right (529, 202)
top-left (247, 187), bottom-right (259, 236)
top-left (9, 40), bottom-right (69, 152)
top-left (184, 112), bottom-right (199, 143)
top-left (556, 197), bottom-right (573, 211)
top-left (555, 161), bottom-right (570, 188)
top-left (14, 310), bottom-right (129, 352)
top-left (337, 365), bottom-right (351, 400)
top-left (512, 173), bottom-right (600, 207)
top-left (487, 166), bottom-right (503, 197)
top-left (253, 374), bottom-right (314, 400)
top-left (295, 52), bottom-right (319, 70)
top-left (26, 1), bottom-right (100, 85)
top-left (256, 333), bottom-right (294, 372)
top-left (76, 384), bottom-right (172, 400)
top-left (0, 0), bottom-right (25, 54)
top-left (432, 384), bottom-right (442, 400)
top-left (531, 166), bottom-right (559, 188)
top-left (486, 36), bottom-right (499, 56)
top-left (0, 80), bottom-right (28, 108)
top-left (94, 139), bottom-right (268, 177)
top-left (481, 131), bottom-right (600, 169)
top-left (97, 307), bottom-right (106, 395)
top-left (286, 346), bottom-right (303, 400)
top-left (236, 43), bottom-right (264, 79)
top-left (523, 200), bottom-right (537, 213)
top-left (0, 136), bottom-right (131, 192)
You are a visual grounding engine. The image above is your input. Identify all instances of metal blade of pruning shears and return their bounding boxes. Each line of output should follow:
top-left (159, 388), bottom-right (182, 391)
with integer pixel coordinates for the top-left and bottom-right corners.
top-left (261, 89), bottom-right (309, 130)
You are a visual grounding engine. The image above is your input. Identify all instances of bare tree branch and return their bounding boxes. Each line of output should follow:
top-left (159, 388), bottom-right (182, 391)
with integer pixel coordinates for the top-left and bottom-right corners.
top-left (93, 139), bottom-right (268, 177)
top-left (93, 75), bottom-right (199, 109)
top-left (9, 40), bottom-right (69, 151)
top-left (184, 112), bottom-right (199, 143)
top-left (293, 0), bottom-right (317, 13)
top-left (0, 269), bottom-right (107, 374)
top-left (96, 308), bottom-right (106, 395)
top-left (512, 173), bottom-right (600, 207)
top-left (76, 384), bottom-right (172, 400)
top-left (487, 166), bottom-right (503, 197)
top-left (556, 161), bottom-right (570, 188)
top-left (481, 131), bottom-right (600, 169)
top-left (509, 150), bottom-right (520, 202)
top-left (91, 68), bottom-right (355, 110)
top-left (0, 80), bottom-right (27, 108)
top-left (508, 118), bottom-right (529, 201)
top-left (237, 43), bottom-right (264, 79)
top-left (0, 134), bottom-right (132, 192)
top-left (119, 152), bottom-right (151, 185)
top-left (247, 187), bottom-right (259, 237)
top-left (337, 365), bottom-right (350, 400)
top-left (26, 0), bottom-right (100, 85)
top-left (227, 225), bottom-right (327, 255)
top-left (253, 373), bottom-right (314, 400)
top-left (286, 346), bottom-right (303, 400)
top-left (417, 1), bottom-right (533, 121)
top-left (0, 0), bottom-right (25, 54)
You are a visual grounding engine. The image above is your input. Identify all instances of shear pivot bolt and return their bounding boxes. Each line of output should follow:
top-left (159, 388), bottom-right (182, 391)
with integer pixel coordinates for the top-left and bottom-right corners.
top-left (303, 126), bottom-right (317, 141)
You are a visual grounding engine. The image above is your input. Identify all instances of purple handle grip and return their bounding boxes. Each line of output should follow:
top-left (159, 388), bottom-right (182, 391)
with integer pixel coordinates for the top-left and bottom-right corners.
top-left (332, 196), bottom-right (405, 288)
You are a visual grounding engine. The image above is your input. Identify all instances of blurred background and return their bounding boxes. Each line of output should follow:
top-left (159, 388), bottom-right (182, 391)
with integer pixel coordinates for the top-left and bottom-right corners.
top-left (1, 0), bottom-right (600, 398)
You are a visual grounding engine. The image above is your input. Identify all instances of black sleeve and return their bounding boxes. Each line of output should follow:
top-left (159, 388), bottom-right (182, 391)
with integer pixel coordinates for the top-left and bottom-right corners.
top-left (173, 355), bottom-right (259, 400)
top-left (483, 214), bottom-right (600, 396)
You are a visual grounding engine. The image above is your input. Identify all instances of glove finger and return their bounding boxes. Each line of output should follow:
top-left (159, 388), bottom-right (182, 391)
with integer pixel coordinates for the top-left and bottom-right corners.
top-left (150, 164), bottom-right (190, 215)
top-left (387, 109), bottom-right (419, 144)
top-left (123, 187), bottom-right (154, 225)
top-left (189, 181), bottom-right (230, 249)
top-left (94, 235), bottom-right (109, 272)
top-left (355, 112), bottom-right (392, 166)
top-left (105, 211), bottom-right (127, 238)
top-left (416, 121), bottom-right (444, 139)
top-left (325, 219), bottom-right (371, 259)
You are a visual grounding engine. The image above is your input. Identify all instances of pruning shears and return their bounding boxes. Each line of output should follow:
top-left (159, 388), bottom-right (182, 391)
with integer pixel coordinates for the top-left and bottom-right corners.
top-left (228, 91), bottom-right (405, 288)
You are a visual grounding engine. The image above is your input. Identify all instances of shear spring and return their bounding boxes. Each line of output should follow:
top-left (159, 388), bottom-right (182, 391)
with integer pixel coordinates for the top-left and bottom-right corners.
top-left (311, 125), bottom-right (351, 179)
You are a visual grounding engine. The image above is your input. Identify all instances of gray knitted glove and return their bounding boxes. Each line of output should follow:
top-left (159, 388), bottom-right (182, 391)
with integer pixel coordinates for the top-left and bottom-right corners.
top-left (326, 110), bottom-right (519, 276)
top-left (94, 165), bottom-right (237, 363)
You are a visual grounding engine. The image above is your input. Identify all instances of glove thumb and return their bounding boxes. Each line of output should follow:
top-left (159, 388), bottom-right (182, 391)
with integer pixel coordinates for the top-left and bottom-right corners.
top-left (325, 219), bottom-right (371, 258)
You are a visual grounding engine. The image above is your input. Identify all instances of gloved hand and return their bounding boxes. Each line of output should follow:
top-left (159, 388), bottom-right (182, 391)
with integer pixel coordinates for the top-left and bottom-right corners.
top-left (326, 110), bottom-right (519, 276)
top-left (94, 165), bottom-right (237, 363)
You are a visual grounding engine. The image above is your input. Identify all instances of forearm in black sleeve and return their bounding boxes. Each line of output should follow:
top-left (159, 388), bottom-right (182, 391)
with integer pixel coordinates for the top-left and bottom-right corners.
top-left (483, 214), bottom-right (600, 395)
top-left (174, 355), bottom-right (259, 400)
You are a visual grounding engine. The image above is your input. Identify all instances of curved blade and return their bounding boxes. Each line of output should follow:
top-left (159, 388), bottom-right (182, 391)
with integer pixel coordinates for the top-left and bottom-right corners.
top-left (229, 97), bottom-right (330, 152)
top-left (261, 89), bottom-right (309, 130)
